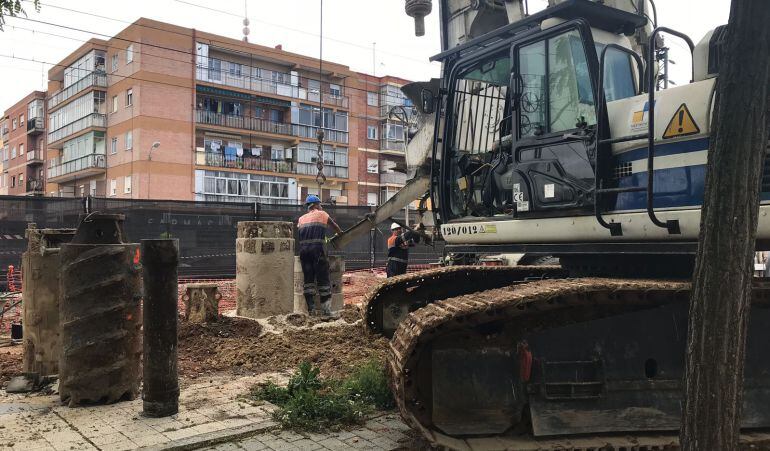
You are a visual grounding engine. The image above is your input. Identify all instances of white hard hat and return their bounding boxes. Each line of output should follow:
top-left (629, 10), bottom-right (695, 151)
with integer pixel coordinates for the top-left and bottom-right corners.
top-left (391, 223), bottom-right (401, 230)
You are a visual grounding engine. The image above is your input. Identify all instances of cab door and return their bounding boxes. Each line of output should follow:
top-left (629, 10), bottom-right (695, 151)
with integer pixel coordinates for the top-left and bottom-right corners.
top-left (508, 21), bottom-right (603, 215)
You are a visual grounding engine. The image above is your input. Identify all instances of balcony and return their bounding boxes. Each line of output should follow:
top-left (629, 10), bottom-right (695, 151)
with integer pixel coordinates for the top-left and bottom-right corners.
top-left (196, 61), bottom-right (349, 109)
top-left (48, 72), bottom-right (108, 110)
top-left (26, 179), bottom-right (44, 194)
top-left (26, 117), bottom-right (44, 135)
top-left (380, 171), bottom-right (407, 185)
top-left (47, 113), bottom-right (107, 147)
top-left (296, 162), bottom-right (348, 179)
top-left (293, 124), bottom-right (349, 145)
top-left (47, 153), bottom-right (106, 182)
top-left (195, 110), bottom-right (293, 136)
top-left (26, 149), bottom-right (44, 165)
top-left (195, 151), bottom-right (295, 174)
top-left (380, 139), bottom-right (406, 152)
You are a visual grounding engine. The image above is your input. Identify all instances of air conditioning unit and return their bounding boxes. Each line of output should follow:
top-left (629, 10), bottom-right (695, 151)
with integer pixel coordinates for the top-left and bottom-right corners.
top-left (285, 147), bottom-right (294, 160)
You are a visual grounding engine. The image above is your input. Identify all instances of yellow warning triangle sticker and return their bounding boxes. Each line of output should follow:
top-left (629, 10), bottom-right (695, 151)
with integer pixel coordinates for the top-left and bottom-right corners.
top-left (663, 103), bottom-right (700, 139)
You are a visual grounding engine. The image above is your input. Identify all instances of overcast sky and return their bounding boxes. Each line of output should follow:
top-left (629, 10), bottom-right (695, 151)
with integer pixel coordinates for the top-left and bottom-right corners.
top-left (0, 0), bottom-right (731, 112)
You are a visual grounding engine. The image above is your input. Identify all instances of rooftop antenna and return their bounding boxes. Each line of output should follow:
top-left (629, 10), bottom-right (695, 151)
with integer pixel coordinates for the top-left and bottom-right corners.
top-left (242, 0), bottom-right (250, 42)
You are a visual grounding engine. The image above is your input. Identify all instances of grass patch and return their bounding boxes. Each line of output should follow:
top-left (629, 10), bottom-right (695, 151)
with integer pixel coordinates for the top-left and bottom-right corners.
top-left (249, 359), bottom-right (394, 431)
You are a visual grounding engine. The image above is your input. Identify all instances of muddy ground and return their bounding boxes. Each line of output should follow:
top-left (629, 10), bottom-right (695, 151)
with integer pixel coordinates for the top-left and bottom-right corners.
top-left (0, 345), bottom-right (22, 386)
top-left (178, 306), bottom-right (388, 381)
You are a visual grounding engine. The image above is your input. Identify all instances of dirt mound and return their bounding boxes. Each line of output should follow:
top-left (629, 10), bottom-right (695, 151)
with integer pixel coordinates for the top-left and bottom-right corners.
top-left (179, 316), bottom-right (262, 341)
top-left (0, 345), bottom-right (22, 387)
top-left (178, 316), bottom-right (387, 381)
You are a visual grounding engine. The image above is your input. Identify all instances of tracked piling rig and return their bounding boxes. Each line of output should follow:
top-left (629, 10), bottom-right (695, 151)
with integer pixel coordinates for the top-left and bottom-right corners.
top-left (345, 0), bottom-right (770, 448)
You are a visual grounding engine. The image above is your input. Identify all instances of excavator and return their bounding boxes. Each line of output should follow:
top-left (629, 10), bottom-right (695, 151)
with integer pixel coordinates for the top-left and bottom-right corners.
top-left (331, 0), bottom-right (770, 448)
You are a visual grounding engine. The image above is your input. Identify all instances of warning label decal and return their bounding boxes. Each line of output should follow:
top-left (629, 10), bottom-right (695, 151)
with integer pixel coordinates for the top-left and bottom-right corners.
top-left (663, 103), bottom-right (700, 139)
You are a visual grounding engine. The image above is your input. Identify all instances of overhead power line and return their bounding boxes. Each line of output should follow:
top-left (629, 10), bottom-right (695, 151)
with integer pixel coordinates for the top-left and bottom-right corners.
top-left (8, 15), bottom-right (429, 102)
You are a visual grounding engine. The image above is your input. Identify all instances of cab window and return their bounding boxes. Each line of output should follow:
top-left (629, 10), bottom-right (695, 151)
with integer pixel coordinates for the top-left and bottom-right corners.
top-left (519, 30), bottom-right (597, 137)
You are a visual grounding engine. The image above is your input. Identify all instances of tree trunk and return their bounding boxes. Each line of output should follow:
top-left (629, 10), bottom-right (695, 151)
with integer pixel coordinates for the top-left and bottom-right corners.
top-left (681, 1), bottom-right (770, 450)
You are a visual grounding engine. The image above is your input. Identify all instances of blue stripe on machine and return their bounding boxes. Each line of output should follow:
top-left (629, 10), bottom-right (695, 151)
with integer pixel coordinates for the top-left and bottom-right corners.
top-left (613, 165), bottom-right (706, 211)
top-left (615, 137), bottom-right (710, 163)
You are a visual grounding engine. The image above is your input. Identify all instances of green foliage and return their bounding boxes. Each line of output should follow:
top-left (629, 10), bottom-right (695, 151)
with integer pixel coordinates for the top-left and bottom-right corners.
top-left (342, 359), bottom-right (395, 410)
top-left (0, 0), bottom-right (40, 31)
top-left (249, 359), bottom-right (395, 431)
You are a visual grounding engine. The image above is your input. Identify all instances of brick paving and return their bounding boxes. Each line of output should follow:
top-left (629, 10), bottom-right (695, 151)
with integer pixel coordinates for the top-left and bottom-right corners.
top-left (202, 413), bottom-right (414, 451)
top-left (0, 375), bottom-right (281, 451)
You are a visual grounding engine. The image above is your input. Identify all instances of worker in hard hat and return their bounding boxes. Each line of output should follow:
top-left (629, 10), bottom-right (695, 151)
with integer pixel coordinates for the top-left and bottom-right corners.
top-left (386, 222), bottom-right (423, 277)
top-left (297, 194), bottom-right (342, 316)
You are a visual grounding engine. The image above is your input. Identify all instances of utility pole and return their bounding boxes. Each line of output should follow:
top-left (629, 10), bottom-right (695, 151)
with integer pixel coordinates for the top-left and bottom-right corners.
top-left (680, 1), bottom-right (770, 450)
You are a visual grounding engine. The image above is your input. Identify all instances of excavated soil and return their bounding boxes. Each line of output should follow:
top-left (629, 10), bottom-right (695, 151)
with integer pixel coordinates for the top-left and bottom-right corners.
top-left (0, 345), bottom-right (22, 387)
top-left (178, 308), bottom-right (387, 381)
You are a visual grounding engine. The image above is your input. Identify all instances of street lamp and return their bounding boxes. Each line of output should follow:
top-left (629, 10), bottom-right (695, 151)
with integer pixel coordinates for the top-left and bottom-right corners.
top-left (147, 141), bottom-right (160, 199)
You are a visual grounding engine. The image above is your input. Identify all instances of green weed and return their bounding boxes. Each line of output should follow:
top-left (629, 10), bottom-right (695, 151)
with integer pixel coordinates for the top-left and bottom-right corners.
top-left (249, 359), bottom-right (394, 431)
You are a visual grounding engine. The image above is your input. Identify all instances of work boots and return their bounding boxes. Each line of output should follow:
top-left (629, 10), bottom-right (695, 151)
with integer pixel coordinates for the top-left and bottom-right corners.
top-left (320, 297), bottom-right (332, 317)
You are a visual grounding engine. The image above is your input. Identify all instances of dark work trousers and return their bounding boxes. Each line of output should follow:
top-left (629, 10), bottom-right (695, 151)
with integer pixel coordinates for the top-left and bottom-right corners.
top-left (386, 258), bottom-right (408, 278)
top-left (299, 244), bottom-right (331, 312)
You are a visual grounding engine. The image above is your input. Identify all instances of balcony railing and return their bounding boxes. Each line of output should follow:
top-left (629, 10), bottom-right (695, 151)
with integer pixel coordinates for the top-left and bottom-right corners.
top-left (26, 179), bottom-right (44, 193)
top-left (195, 110), bottom-right (293, 136)
top-left (380, 172), bottom-right (407, 185)
top-left (26, 149), bottom-right (44, 164)
top-left (47, 113), bottom-right (107, 145)
top-left (26, 117), bottom-right (45, 134)
top-left (48, 72), bottom-right (108, 110)
top-left (195, 151), bottom-right (295, 174)
top-left (380, 139), bottom-right (406, 152)
top-left (292, 124), bottom-right (349, 145)
top-left (196, 61), bottom-right (349, 108)
top-left (47, 153), bottom-right (106, 180)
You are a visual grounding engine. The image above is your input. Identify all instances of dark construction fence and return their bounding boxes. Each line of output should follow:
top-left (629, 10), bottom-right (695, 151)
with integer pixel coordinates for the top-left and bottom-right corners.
top-left (0, 195), bottom-right (444, 282)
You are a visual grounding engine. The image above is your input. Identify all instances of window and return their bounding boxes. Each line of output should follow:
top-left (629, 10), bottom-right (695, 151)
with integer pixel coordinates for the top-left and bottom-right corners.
top-left (18, 173), bottom-right (23, 185)
top-left (270, 109), bottom-right (282, 123)
top-left (110, 179), bottom-right (117, 196)
top-left (111, 54), bottom-right (118, 72)
top-left (126, 89), bottom-right (133, 107)
top-left (271, 145), bottom-right (285, 160)
top-left (367, 125), bottom-right (378, 140)
top-left (11, 175), bottom-right (15, 188)
top-left (124, 176), bottom-right (132, 194)
top-left (19, 144), bottom-right (23, 155)
top-left (12, 119), bottom-right (16, 130)
top-left (367, 92), bottom-right (378, 106)
top-left (110, 137), bottom-right (118, 154)
top-left (11, 146), bottom-right (16, 158)
top-left (308, 79), bottom-right (320, 94)
top-left (596, 44), bottom-right (636, 102)
top-left (126, 44), bottom-right (134, 63)
top-left (112, 95), bottom-right (118, 113)
top-left (367, 158), bottom-right (379, 174)
top-left (329, 84), bottom-right (341, 97)
top-left (367, 192), bottom-right (378, 206)
top-left (125, 130), bottom-right (132, 150)
top-left (19, 114), bottom-right (24, 126)
top-left (518, 30), bottom-right (596, 137)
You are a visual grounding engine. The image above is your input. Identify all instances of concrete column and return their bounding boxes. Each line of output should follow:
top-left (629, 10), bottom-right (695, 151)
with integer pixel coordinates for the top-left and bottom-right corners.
top-left (141, 239), bottom-right (179, 417)
top-left (21, 225), bottom-right (75, 377)
top-left (293, 255), bottom-right (345, 314)
top-left (236, 221), bottom-right (295, 318)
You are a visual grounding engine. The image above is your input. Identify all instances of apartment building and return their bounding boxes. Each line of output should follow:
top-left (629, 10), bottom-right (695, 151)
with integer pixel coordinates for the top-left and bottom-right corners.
top-left (37, 18), bottom-right (419, 206)
top-left (355, 74), bottom-right (415, 207)
top-left (0, 91), bottom-right (47, 196)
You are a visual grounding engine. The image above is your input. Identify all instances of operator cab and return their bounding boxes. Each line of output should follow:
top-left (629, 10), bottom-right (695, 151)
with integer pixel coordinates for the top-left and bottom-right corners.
top-left (433, 0), bottom-right (646, 225)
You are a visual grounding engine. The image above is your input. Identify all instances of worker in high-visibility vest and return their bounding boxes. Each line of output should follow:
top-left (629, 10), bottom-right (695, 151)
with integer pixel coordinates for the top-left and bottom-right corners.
top-left (386, 222), bottom-right (422, 277)
top-left (297, 195), bottom-right (342, 316)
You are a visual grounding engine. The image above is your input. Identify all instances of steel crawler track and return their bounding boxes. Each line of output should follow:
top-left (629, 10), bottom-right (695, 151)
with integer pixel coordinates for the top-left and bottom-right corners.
top-left (387, 278), bottom-right (770, 450)
top-left (362, 265), bottom-right (566, 337)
